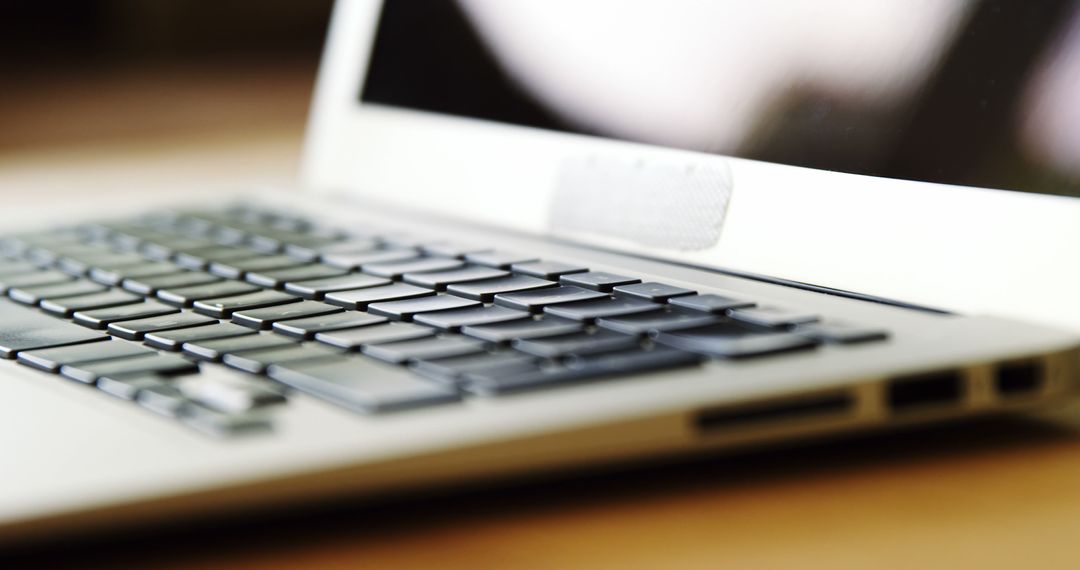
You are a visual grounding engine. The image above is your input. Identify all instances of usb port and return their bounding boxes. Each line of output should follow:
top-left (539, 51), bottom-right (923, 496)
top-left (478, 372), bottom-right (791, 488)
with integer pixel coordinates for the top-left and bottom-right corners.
top-left (887, 371), bottom-right (963, 413)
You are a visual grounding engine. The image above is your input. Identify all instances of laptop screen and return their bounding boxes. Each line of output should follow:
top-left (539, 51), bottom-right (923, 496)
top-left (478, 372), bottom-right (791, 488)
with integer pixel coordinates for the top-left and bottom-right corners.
top-left (360, 0), bottom-right (1080, 198)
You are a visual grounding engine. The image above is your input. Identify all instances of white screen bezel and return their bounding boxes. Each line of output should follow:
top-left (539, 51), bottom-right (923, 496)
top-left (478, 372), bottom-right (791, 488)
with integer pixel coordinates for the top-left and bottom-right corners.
top-left (301, 0), bottom-right (1080, 331)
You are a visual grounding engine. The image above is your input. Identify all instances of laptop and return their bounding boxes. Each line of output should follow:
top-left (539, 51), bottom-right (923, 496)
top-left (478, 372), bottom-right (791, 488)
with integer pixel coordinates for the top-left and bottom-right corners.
top-left (2, 0), bottom-right (1079, 543)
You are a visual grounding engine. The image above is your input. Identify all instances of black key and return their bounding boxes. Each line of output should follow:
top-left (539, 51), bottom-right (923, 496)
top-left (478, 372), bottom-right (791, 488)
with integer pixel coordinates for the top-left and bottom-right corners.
top-left (543, 296), bottom-right (661, 322)
top-left (362, 335), bottom-right (487, 364)
top-left (209, 255), bottom-right (305, 280)
top-left (411, 352), bottom-right (537, 385)
top-left (465, 347), bottom-right (702, 396)
top-left (363, 257), bottom-right (463, 279)
top-left (40, 289), bottom-right (143, 317)
top-left (181, 371), bottom-right (286, 412)
top-left (268, 357), bottom-right (460, 413)
top-left (314, 322), bottom-right (435, 350)
top-left (58, 252), bottom-right (144, 276)
top-left (461, 317), bottom-right (583, 343)
top-left (193, 290), bottom-right (300, 318)
top-left (446, 275), bottom-right (556, 302)
top-left (559, 271), bottom-right (641, 292)
top-left (61, 353), bottom-right (199, 384)
top-left (513, 330), bottom-right (641, 358)
top-left (124, 271), bottom-right (222, 296)
top-left (412, 305), bottom-right (530, 332)
top-left (140, 236), bottom-right (218, 261)
top-left (223, 343), bottom-right (341, 374)
top-left (0, 270), bottom-right (72, 293)
top-left (181, 404), bottom-right (272, 437)
top-left (157, 280), bottom-right (260, 307)
top-left (402, 265), bottom-right (508, 290)
top-left (285, 238), bottom-right (380, 262)
top-left (796, 322), bottom-right (889, 344)
top-left (97, 374), bottom-right (169, 401)
top-left (248, 231), bottom-right (335, 255)
top-left (510, 261), bottom-right (588, 280)
top-left (612, 282), bottom-right (696, 302)
top-left (729, 307), bottom-right (820, 328)
top-left (653, 323), bottom-right (818, 358)
top-left (464, 251), bottom-right (539, 269)
top-left (246, 264), bottom-right (348, 289)
top-left (73, 301), bottom-right (179, 329)
top-left (89, 262), bottom-right (184, 286)
top-left (0, 299), bottom-right (107, 358)
top-left (18, 339), bottom-right (155, 372)
top-left (144, 322), bottom-right (256, 351)
top-left (183, 333), bottom-right (298, 362)
top-left (596, 308), bottom-right (720, 336)
top-left (0, 260), bottom-right (42, 277)
top-left (283, 273), bottom-right (391, 299)
top-left (136, 384), bottom-right (191, 417)
top-left (232, 300), bottom-right (342, 330)
top-left (493, 285), bottom-right (607, 312)
top-left (322, 248), bottom-right (418, 270)
top-left (7, 280), bottom-right (107, 305)
top-left (419, 242), bottom-right (490, 259)
top-left (107, 312), bottom-right (217, 340)
top-left (323, 283), bottom-right (434, 310)
top-left (669, 293), bottom-right (756, 313)
top-left (367, 294), bottom-right (480, 321)
top-left (272, 311), bottom-right (388, 340)
top-left (175, 246), bottom-right (259, 270)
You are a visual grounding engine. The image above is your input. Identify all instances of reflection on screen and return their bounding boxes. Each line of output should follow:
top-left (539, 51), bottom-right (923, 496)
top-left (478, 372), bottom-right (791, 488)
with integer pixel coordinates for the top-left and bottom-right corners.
top-left (361, 0), bottom-right (1080, 198)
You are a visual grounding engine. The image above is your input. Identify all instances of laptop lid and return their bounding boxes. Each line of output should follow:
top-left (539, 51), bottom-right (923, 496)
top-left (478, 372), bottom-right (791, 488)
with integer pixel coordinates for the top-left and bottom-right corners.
top-left (302, 0), bottom-right (1080, 331)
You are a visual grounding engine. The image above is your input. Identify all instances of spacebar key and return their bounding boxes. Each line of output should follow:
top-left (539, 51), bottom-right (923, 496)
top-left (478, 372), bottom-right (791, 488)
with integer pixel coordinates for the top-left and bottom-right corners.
top-left (0, 299), bottom-right (107, 358)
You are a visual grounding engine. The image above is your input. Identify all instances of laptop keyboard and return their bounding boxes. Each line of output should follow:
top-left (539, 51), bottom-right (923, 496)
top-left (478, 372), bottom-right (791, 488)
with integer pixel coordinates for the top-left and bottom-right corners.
top-left (0, 207), bottom-right (889, 437)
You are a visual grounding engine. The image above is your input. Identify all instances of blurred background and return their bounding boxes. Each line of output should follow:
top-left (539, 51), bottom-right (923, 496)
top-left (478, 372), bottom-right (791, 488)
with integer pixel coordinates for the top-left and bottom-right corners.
top-left (1, 0), bottom-right (332, 156)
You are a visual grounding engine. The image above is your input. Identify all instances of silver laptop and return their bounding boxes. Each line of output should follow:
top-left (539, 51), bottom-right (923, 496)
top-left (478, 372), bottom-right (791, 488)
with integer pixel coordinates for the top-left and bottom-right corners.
top-left (2, 0), bottom-right (1079, 542)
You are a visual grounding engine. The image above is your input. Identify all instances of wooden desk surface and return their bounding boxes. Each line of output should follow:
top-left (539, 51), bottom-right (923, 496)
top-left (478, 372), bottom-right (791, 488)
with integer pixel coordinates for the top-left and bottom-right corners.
top-left (3, 137), bottom-right (1080, 570)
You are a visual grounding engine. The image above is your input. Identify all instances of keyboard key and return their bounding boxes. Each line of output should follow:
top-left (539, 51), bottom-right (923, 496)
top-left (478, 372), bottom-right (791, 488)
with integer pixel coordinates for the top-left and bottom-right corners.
top-left (322, 248), bottom-right (418, 270)
top-left (181, 404), bottom-right (273, 437)
top-left (223, 343), bottom-right (342, 374)
top-left (140, 236), bottom-right (218, 261)
top-left (0, 270), bottom-right (72, 293)
top-left (40, 289), bottom-right (143, 317)
top-left (323, 283), bottom-right (434, 310)
top-left (461, 317), bottom-right (583, 343)
top-left (493, 286), bottom-right (607, 312)
top-left (510, 261), bottom-right (588, 280)
top-left (18, 339), bottom-right (156, 372)
top-left (314, 322), bottom-right (435, 350)
top-left (97, 374), bottom-right (169, 401)
top-left (180, 370), bottom-right (286, 412)
top-left (145, 322), bottom-right (256, 351)
top-left (209, 255), bottom-right (305, 280)
top-left (136, 384), bottom-right (191, 417)
top-left (445, 274), bottom-right (556, 302)
top-left (245, 264), bottom-right (349, 289)
top-left (595, 309), bottom-right (719, 336)
top-left (363, 257), bottom-right (463, 279)
top-left (231, 300), bottom-right (342, 330)
top-left (559, 271), bottom-right (641, 292)
top-left (464, 251), bottom-right (539, 269)
top-left (653, 323), bottom-right (818, 358)
top-left (367, 294), bottom-right (480, 321)
top-left (401, 265), bottom-right (508, 290)
top-left (362, 335), bottom-right (487, 364)
top-left (157, 280), bottom-right (260, 307)
top-left (411, 352), bottom-right (538, 385)
top-left (419, 242), bottom-right (490, 259)
top-left (669, 293), bottom-right (756, 313)
top-left (183, 332), bottom-right (298, 362)
top-left (466, 347), bottom-right (702, 395)
top-left (175, 246), bottom-right (260, 270)
top-left (61, 353), bottom-right (199, 384)
top-left (7, 280), bottom-right (107, 305)
top-left (729, 307), bottom-right (820, 328)
top-left (512, 330), bottom-right (641, 358)
top-left (268, 357), bottom-right (460, 413)
top-left (283, 273), bottom-right (391, 299)
top-left (193, 290), bottom-right (300, 318)
top-left (796, 322), bottom-right (889, 344)
top-left (0, 260), bottom-right (42, 277)
top-left (124, 271), bottom-right (222, 296)
top-left (89, 262), bottom-right (184, 286)
top-left (73, 301), bottom-right (179, 329)
top-left (412, 304), bottom-right (530, 332)
top-left (285, 238), bottom-right (380, 262)
top-left (107, 312), bottom-right (217, 340)
top-left (0, 299), bottom-right (108, 358)
top-left (58, 252), bottom-right (145, 276)
top-left (272, 311), bottom-right (387, 340)
top-left (612, 282), bottom-right (696, 302)
top-left (543, 296), bottom-right (662, 322)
